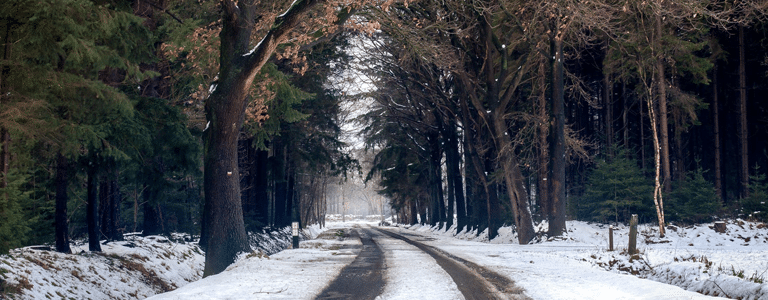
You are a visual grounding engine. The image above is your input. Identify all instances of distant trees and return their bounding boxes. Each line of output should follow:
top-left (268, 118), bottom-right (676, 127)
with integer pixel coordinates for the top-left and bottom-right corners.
top-left (358, 0), bottom-right (768, 242)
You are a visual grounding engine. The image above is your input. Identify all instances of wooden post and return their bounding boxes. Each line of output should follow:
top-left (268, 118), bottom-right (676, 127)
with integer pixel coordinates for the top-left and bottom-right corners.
top-left (628, 214), bottom-right (638, 255)
top-left (608, 225), bottom-right (614, 251)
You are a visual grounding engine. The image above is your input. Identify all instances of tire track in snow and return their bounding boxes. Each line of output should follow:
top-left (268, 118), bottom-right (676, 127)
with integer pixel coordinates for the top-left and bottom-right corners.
top-left (315, 228), bottom-right (385, 300)
top-left (375, 228), bottom-right (530, 300)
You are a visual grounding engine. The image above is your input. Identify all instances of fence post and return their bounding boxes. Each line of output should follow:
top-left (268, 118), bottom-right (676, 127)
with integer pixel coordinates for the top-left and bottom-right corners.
top-left (609, 225), bottom-right (614, 251)
top-left (628, 214), bottom-right (638, 255)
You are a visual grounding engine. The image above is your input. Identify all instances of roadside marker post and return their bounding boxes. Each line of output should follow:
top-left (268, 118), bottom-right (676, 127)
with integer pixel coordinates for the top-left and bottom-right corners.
top-left (292, 222), bottom-right (300, 249)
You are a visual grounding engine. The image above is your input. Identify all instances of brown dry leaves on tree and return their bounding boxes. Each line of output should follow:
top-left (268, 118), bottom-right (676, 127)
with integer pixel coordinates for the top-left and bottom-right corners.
top-left (161, 0), bottom-right (385, 129)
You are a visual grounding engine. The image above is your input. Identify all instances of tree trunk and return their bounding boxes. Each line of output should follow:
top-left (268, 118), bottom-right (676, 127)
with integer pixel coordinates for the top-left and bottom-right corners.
top-left (87, 167), bottom-right (102, 252)
top-left (201, 0), bottom-right (322, 276)
top-left (604, 64), bottom-right (614, 158)
top-left (273, 142), bottom-right (289, 228)
top-left (537, 57), bottom-right (550, 222)
top-left (55, 153), bottom-right (71, 253)
top-left (549, 37), bottom-right (567, 237)
top-left (445, 122), bottom-right (464, 232)
top-left (655, 15), bottom-right (671, 194)
top-left (712, 64), bottom-right (722, 202)
top-left (738, 25), bottom-right (749, 199)
top-left (0, 22), bottom-right (10, 193)
top-left (254, 148), bottom-right (270, 227)
top-left (428, 131), bottom-right (443, 227)
top-left (647, 94), bottom-right (666, 238)
top-left (100, 169), bottom-right (121, 241)
top-left (0, 128), bottom-right (8, 191)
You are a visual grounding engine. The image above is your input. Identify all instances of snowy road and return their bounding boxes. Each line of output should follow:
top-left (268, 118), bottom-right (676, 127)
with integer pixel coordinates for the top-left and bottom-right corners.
top-left (148, 221), bottom-right (731, 300)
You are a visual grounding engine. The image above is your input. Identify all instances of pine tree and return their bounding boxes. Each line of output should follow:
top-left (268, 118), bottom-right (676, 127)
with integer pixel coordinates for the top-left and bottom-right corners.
top-left (0, 170), bottom-right (31, 254)
top-left (579, 147), bottom-right (654, 223)
top-left (667, 166), bottom-right (720, 224)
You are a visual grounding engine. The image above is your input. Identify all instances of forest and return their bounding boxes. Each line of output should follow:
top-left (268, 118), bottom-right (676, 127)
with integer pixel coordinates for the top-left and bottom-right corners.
top-left (1, 0), bottom-right (768, 276)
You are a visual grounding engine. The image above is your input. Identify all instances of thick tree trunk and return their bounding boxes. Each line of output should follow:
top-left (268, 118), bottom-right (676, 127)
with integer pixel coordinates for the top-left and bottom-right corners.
top-left (712, 64), bottom-right (722, 202)
top-left (201, 0), bottom-right (323, 276)
top-left (738, 25), bottom-right (749, 199)
top-left (87, 167), bottom-right (102, 252)
top-left (55, 153), bottom-right (71, 253)
top-left (549, 37), bottom-right (567, 237)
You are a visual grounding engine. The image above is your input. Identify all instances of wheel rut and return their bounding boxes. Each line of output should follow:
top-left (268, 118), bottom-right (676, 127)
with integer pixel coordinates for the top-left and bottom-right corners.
top-left (315, 226), bottom-right (529, 300)
top-left (315, 228), bottom-right (385, 300)
top-left (374, 227), bottom-right (530, 300)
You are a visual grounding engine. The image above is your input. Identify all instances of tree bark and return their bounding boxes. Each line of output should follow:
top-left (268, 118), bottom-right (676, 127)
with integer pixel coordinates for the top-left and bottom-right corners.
top-left (648, 92), bottom-right (666, 238)
top-left (273, 142), bottom-right (289, 228)
top-left (427, 130), bottom-right (443, 226)
top-left (549, 37), bottom-right (567, 237)
top-left (712, 64), bottom-right (722, 202)
top-left (738, 25), bottom-right (749, 199)
top-left (254, 148), bottom-right (270, 227)
top-left (87, 167), bottom-right (102, 252)
top-left (655, 15), bottom-right (671, 194)
top-left (0, 128), bottom-right (8, 191)
top-left (200, 0), bottom-right (324, 276)
top-left (55, 153), bottom-right (71, 253)
top-left (604, 59), bottom-right (613, 158)
top-left (445, 120), bottom-right (464, 232)
top-left (537, 57), bottom-right (550, 222)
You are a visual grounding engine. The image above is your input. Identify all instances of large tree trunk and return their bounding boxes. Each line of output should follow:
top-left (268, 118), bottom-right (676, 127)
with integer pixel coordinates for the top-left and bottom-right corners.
top-left (549, 37), bottom-right (567, 237)
top-left (87, 167), bottom-right (102, 252)
top-left (738, 25), bottom-right (749, 199)
top-left (55, 153), bottom-right (71, 253)
top-left (200, 0), bottom-right (323, 276)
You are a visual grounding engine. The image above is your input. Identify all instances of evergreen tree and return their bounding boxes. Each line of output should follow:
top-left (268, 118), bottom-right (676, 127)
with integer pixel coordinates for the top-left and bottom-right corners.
top-left (743, 166), bottom-right (768, 222)
top-left (0, 170), bottom-right (32, 254)
top-left (667, 166), bottom-right (720, 224)
top-left (579, 147), bottom-right (654, 223)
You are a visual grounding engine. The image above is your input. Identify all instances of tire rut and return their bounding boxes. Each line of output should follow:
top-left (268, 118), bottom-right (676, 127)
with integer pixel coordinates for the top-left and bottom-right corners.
top-left (315, 229), bottom-right (385, 300)
top-left (374, 227), bottom-right (530, 300)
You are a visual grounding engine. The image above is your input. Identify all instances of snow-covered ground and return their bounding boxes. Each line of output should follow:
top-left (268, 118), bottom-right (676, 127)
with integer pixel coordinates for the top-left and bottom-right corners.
top-left (0, 228), bottom-right (296, 299)
top-left (406, 219), bottom-right (768, 299)
top-left (2, 219), bottom-right (766, 299)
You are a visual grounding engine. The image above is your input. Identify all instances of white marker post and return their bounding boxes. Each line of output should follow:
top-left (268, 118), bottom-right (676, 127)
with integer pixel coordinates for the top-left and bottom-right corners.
top-left (292, 222), bottom-right (299, 249)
